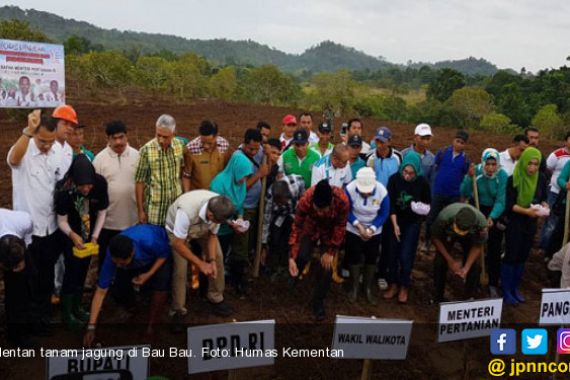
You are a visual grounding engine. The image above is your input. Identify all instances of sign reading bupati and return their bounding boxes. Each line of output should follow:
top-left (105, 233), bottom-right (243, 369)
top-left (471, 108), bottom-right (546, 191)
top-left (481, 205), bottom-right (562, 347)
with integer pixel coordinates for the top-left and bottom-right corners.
top-left (331, 315), bottom-right (413, 360)
top-left (187, 320), bottom-right (275, 374)
top-left (438, 298), bottom-right (503, 343)
top-left (46, 345), bottom-right (149, 380)
top-left (0, 39), bottom-right (65, 108)
top-left (539, 288), bottom-right (570, 325)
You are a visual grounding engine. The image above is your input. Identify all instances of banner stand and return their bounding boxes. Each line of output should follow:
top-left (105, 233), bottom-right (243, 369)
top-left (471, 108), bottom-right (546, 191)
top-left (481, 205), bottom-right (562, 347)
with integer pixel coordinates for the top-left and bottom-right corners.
top-left (361, 359), bottom-right (372, 380)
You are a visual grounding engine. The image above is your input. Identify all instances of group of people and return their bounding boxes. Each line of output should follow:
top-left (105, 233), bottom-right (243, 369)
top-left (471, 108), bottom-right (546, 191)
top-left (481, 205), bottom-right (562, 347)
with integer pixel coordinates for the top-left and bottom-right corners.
top-left (0, 76), bottom-right (65, 108)
top-left (0, 106), bottom-right (568, 349)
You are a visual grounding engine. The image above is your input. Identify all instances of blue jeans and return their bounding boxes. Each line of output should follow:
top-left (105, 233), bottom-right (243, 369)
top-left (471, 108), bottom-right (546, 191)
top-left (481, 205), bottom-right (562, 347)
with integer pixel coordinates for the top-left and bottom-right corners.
top-left (539, 190), bottom-right (560, 249)
top-left (387, 223), bottom-right (421, 287)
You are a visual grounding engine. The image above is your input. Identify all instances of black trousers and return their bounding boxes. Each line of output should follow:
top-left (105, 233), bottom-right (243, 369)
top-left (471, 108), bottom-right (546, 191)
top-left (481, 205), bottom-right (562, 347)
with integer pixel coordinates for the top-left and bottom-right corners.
top-left (61, 241), bottom-right (91, 295)
top-left (345, 231), bottom-right (382, 266)
top-left (479, 205), bottom-right (503, 287)
top-left (268, 216), bottom-right (293, 270)
top-left (28, 231), bottom-right (64, 321)
top-left (294, 235), bottom-right (332, 307)
top-left (4, 262), bottom-right (32, 341)
top-left (97, 228), bottom-right (121, 272)
top-left (433, 238), bottom-right (481, 302)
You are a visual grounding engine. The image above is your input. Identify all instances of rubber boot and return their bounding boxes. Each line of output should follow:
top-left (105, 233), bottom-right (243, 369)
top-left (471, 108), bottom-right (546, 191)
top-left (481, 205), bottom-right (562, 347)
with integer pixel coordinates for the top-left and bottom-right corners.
top-left (232, 261), bottom-right (247, 297)
top-left (348, 265), bottom-right (362, 304)
top-left (147, 291), bottom-right (168, 337)
top-left (363, 265), bottom-right (378, 306)
top-left (513, 264), bottom-right (526, 303)
top-left (500, 265), bottom-right (519, 305)
top-left (72, 291), bottom-right (90, 322)
top-left (61, 295), bottom-right (83, 330)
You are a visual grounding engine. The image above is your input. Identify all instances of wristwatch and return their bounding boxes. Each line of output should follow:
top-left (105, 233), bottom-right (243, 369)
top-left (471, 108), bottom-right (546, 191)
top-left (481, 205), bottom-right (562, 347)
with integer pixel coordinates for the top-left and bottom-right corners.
top-left (87, 324), bottom-right (96, 331)
top-left (22, 128), bottom-right (33, 138)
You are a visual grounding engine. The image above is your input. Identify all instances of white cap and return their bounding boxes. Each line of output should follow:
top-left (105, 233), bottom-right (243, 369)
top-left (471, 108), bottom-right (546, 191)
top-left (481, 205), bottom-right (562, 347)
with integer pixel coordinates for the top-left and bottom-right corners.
top-left (415, 123), bottom-right (432, 137)
top-left (355, 167), bottom-right (376, 193)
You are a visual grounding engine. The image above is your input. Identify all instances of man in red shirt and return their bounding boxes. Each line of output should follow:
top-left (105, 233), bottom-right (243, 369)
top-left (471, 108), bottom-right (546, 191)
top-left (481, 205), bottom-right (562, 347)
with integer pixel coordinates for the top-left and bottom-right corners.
top-left (288, 180), bottom-right (349, 321)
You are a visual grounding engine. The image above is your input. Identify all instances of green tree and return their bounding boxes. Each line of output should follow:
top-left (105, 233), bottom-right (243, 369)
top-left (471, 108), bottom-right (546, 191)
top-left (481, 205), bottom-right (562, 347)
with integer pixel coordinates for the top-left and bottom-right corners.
top-left (78, 51), bottom-right (134, 90)
top-left (135, 56), bottom-right (170, 92)
top-left (0, 19), bottom-right (51, 42)
top-left (531, 104), bottom-right (565, 139)
top-left (427, 68), bottom-right (465, 102)
top-left (446, 87), bottom-right (494, 128)
top-left (311, 69), bottom-right (355, 115)
top-left (167, 59), bottom-right (208, 99)
top-left (64, 35), bottom-right (103, 55)
top-left (480, 112), bottom-right (518, 134)
top-left (238, 65), bottom-right (300, 105)
top-left (208, 66), bottom-right (237, 101)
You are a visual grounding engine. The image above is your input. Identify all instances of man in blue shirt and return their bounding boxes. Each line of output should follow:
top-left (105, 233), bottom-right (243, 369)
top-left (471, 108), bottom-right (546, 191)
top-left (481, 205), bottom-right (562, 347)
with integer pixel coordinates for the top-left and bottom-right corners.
top-left (83, 224), bottom-right (172, 346)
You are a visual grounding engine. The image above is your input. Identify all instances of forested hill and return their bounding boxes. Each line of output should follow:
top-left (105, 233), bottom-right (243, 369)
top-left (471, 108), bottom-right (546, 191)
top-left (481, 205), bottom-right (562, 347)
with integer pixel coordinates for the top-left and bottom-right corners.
top-left (0, 5), bottom-right (501, 75)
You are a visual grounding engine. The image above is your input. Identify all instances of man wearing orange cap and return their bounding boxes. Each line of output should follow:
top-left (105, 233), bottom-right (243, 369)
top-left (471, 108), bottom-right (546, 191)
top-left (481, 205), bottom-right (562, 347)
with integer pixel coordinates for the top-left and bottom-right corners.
top-left (279, 114), bottom-right (297, 152)
top-left (52, 104), bottom-right (78, 172)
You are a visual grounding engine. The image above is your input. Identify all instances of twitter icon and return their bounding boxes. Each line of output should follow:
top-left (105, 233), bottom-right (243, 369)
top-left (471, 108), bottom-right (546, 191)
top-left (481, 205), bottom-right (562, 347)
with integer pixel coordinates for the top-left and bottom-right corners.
top-left (522, 329), bottom-right (548, 355)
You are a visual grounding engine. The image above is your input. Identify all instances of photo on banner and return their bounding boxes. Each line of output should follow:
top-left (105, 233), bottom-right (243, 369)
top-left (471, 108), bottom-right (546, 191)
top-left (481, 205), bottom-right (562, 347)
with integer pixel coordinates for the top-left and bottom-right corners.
top-left (0, 38), bottom-right (65, 108)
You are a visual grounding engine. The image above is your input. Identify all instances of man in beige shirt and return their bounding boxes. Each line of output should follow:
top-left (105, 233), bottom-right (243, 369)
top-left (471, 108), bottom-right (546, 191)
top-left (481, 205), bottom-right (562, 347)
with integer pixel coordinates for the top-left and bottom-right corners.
top-left (165, 190), bottom-right (235, 331)
top-left (93, 121), bottom-right (140, 269)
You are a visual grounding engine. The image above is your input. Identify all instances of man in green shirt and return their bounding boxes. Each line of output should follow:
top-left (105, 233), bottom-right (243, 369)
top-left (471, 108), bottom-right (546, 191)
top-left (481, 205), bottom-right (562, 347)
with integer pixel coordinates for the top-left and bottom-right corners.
top-left (69, 124), bottom-right (95, 162)
top-left (431, 203), bottom-right (488, 304)
top-left (309, 122), bottom-right (334, 158)
top-left (277, 129), bottom-right (320, 188)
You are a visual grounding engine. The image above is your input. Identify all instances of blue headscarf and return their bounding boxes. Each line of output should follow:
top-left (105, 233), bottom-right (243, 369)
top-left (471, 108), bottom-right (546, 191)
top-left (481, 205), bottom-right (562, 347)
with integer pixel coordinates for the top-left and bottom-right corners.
top-left (210, 151), bottom-right (254, 215)
top-left (479, 148), bottom-right (501, 179)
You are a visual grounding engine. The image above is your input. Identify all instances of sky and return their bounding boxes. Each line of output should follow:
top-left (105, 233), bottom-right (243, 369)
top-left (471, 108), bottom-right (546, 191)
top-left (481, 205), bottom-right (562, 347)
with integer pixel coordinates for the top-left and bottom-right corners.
top-left (5, 0), bottom-right (570, 72)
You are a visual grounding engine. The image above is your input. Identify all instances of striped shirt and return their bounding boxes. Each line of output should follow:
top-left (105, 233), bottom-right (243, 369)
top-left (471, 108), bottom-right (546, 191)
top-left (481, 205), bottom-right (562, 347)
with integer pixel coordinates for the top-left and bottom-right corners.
top-left (135, 138), bottom-right (185, 225)
top-left (186, 136), bottom-right (230, 155)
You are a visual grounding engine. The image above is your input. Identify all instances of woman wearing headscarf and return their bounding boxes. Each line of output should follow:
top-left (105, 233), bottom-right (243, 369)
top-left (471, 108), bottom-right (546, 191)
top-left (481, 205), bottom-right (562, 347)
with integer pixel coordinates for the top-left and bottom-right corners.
top-left (210, 149), bottom-right (254, 294)
top-left (385, 151), bottom-right (431, 303)
top-left (503, 147), bottom-right (548, 305)
top-left (460, 148), bottom-right (507, 298)
top-left (55, 154), bottom-right (109, 329)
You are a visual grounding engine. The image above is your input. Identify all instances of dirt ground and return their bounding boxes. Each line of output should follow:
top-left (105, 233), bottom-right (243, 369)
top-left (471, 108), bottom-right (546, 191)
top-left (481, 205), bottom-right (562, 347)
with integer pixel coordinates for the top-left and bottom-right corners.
top-left (0, 99), bottom-right (564, 379)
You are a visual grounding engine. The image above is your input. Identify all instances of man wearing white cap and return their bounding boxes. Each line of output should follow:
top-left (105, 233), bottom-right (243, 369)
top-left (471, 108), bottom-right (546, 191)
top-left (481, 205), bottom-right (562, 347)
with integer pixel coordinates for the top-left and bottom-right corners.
top-left (401, 123), bottom-right (435, 185)
top-left (344, 167), bottom-right (390, 305)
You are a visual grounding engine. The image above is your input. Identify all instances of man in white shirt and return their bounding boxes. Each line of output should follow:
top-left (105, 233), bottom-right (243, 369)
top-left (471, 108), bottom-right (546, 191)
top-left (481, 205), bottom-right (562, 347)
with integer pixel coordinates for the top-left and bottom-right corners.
top-left (279, 114), bottom-right (297, 151)
top-left (499, 134), bottom-right (529, 176)
top-left (165, 191), bottom-right (236, 329)
top-left (7, 110), bottom-right (65, 335)
top-left (15, 76), bottom-right (35, 108)
top-left (0, 209), bottom-right (34, 347)
top-left (93, 120), bottom-right (140, 270)
top-left (299, 112), bottom-right (319, 144)
top-left (311, 144), bottom-right (352, 188)
top-left (346, 118), bottom-right (371, 155)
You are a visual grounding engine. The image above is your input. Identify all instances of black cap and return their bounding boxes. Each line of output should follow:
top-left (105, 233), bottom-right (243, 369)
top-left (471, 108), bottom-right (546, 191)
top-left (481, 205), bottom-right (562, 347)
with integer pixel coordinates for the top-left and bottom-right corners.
top-left (318, 122), bottom-right (332, 133)
top-left (347, 134), bottom-right (362, 147)
top-left (455, 129), bottom-right (469, 143)
top-left (292, 129), bottom-right (309, 144)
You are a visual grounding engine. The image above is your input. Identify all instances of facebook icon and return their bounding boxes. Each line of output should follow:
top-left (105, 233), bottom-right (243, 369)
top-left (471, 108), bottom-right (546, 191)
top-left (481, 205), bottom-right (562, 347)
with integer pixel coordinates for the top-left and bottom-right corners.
top-left (490, 329), bottom-right (516, 355)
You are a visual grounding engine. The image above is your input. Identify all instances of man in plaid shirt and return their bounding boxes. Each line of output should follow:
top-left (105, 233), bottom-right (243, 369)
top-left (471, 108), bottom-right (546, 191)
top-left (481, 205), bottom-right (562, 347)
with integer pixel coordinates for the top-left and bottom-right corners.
top-left (186, 122), bottom-right (230, 155)
top-left (135, 114), bottom-right (186, 226)
top-left (261, 174), bottom-right (305, 278)
top-left (288, 180), bottom-right (349, 321)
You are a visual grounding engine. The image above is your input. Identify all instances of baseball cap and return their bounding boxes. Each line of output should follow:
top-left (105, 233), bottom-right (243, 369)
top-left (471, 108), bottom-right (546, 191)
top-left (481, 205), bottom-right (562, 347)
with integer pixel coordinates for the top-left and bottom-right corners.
top-left (374, 127), bottom-right (392, 143)
top-left (318, 122), bottom-right (332, 133)
top-left (415, 123), bottom-right (432, 137)
top-left (282, 114), bottom-right (297, 126)
top-left (347, 134), bottom-right (362, 147)
top-left (355, 167), bottom-right (376, 193)
top-left (292, 129), bottom-right (309, 144)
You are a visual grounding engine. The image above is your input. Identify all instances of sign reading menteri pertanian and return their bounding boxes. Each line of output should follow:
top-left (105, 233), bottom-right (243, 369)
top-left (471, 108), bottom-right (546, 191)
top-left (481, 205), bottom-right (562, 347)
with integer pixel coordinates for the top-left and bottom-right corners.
top-left (187, 320), bottom-right (276, 374)
top-left (539, 288), bottom-right (570, 325)
top-left (438, 298), bottom-right (503, 343)
top-left (0, 38), bottom-right (65, 109)
top-left (331, 315), bottom-right (413, 360)
top-left (46, 345), bottom-right (149, 380)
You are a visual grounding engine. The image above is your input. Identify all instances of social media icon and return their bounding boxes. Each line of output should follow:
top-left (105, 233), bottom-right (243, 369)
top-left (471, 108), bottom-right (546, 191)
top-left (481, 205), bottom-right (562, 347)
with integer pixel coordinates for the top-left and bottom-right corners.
top-left (522, 329), bottom-right (548, 355)
top-left (490, 329), bottom-right (516, 355)
top-left (557, 328), bottom-right (570, 354)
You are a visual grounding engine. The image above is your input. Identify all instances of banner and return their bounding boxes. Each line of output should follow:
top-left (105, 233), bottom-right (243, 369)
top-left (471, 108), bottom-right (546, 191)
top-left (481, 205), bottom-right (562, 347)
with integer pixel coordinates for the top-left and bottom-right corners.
top-left (331, 315), bottom-right (413, 360)
top-left (187, 320), bottom-right (275, 374)
top-left (539, 288), bottom-right (570, 325)
top-left (46, 345), bottom-right (149, 380)
top-left (0, 38), bottom-right (65, 108)
top-left (438, 298), bottom-right (503, 343)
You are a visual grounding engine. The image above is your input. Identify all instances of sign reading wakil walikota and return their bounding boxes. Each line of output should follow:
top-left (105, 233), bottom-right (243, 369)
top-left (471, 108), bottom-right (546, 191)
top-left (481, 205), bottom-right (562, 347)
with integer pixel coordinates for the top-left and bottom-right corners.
top-left (539, 288), bottom-right (570, 325)
top-left (331, 315), bottom-right (413, 360)
top-left (187, 320), bottom-right (276, 374)
top-left (0, 38), bottom-right (65, 108)
top-left (438, 298), bottom-right (503, 343)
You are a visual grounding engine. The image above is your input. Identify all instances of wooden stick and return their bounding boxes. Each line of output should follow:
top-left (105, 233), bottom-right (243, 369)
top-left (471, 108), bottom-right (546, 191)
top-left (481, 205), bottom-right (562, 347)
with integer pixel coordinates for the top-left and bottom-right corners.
top-left (472, 170), bottom-right (489, 286)
top-left (361, 359), bottom-right (372, 380)
top-left (253, 156), bottom-right (268, 278)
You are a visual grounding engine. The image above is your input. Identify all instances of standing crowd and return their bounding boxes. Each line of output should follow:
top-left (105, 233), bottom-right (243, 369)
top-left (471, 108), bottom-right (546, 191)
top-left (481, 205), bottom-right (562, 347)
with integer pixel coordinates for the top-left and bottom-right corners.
top-left (1, 105), bottom-right (568, 348)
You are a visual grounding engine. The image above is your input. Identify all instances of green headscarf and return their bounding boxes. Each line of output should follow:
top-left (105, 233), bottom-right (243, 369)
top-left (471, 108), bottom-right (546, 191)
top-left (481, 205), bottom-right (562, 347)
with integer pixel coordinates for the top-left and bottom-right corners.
top-left (210, 151), bottom-right (254, 215)
top-left (512, 147), bottom-right (541, 207)
top-left (400, 151), bottom-right (423, 180)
